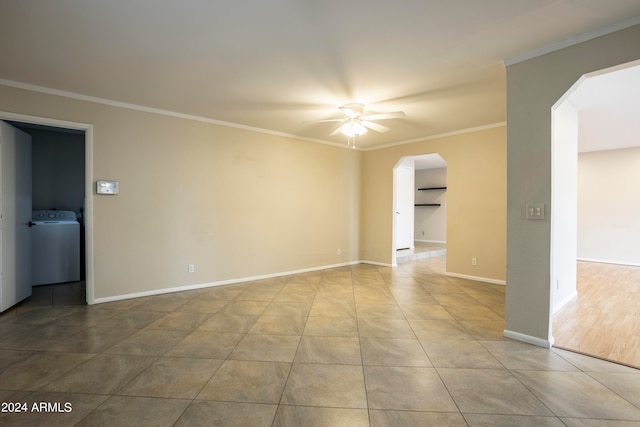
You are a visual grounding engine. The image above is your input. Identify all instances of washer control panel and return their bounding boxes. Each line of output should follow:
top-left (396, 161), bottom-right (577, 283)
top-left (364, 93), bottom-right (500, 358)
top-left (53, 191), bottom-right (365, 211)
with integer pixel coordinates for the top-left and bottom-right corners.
top-left (32, 210), bottom-right (77, 222)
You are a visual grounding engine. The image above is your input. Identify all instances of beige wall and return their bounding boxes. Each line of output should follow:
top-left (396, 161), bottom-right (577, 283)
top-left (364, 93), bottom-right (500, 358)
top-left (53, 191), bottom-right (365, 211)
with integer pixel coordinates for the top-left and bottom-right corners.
top-left (506, 24), bottom-right (640, 345)
top-left (0, 82), bottom-right (506, 302)
top-left (360, 126), bottom-right (506, 282)
top-left (0, 84), bottom-right (360, 301)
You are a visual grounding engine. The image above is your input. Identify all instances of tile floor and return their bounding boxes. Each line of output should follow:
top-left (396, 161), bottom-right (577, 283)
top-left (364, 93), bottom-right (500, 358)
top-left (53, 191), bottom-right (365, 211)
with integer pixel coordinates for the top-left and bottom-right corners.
top-left (1, 256), bottom-right (640, 426)
top-left (395, 241), bottom-right (446, 263)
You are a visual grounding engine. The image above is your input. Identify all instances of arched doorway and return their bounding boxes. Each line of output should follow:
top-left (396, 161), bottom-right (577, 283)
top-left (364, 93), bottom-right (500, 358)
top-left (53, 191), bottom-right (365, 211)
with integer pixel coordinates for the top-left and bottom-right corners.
top-left (551, 59), bottom-right (640, 367)
top-left (392, 154), bottom-right (447, 266)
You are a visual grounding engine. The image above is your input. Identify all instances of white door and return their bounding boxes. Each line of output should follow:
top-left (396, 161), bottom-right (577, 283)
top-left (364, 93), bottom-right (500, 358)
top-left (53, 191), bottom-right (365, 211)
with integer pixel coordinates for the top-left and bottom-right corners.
top-left (0, 121), bottom-right (32, 312)
top-left (395, 165), bottom-right (414, 250)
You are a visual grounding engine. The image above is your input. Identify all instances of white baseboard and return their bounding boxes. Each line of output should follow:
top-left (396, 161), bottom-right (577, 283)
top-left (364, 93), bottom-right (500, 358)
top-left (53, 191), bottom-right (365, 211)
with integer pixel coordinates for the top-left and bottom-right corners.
top-left (552, 290), bottom-right (578, 314)
top-left (578, 257), bottom-right (640, 267)
top-left (414, 239), bottom-right (446, 244)
top-left (93, 259), bottom-right (508, 305)
top-left (446, 272), bottom-right (506, 286)
top-left (503, 329), bottom-right (554, 348)
top-left (361, 260), bottom-right (394, 267)
top-left (92, 260), bottom-right (361, 305)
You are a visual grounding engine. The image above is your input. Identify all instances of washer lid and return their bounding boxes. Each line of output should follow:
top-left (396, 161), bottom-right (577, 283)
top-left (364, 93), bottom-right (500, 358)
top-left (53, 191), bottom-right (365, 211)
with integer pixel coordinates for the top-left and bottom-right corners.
top-left (32, 210), bottom-right (78, 223)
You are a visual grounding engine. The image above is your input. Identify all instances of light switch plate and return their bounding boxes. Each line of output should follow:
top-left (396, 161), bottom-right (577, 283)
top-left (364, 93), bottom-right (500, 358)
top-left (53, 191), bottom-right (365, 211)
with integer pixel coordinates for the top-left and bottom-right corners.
top-left (526, 203), bottom-right (545, 220)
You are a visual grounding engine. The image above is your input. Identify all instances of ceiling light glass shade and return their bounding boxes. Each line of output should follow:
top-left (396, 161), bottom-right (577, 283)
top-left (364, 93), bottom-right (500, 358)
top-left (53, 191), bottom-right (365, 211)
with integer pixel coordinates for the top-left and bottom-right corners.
top-left (340, 119), bottom-right (367, 137)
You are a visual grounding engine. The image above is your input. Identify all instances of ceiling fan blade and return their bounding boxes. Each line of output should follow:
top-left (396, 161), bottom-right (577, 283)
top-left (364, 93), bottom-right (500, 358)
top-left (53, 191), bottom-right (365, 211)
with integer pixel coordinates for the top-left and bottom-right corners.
top-left (302, 118), bottom-right (346, 123)
top-left (339, 103), bottom-right (365, 118)
top-left (330, 125), bottom-right (344, 136)
top-left (362, 111), bottom-right (405, 121)
top-left (362, 121), bottom-right (389, 133)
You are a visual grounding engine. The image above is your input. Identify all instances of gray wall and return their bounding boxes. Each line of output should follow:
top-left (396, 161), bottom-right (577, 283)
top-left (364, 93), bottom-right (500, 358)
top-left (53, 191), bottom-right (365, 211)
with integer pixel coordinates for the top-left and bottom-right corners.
top-left (29, 128), bottom-right (85, 212)
top-left (505, 24), bottom-right (640, 344)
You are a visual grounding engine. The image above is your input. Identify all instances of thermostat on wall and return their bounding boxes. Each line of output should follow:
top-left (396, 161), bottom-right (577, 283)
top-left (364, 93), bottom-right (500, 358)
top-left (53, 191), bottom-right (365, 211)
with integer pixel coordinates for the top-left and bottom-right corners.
top-left (96, 180), bottom-right (119, 195)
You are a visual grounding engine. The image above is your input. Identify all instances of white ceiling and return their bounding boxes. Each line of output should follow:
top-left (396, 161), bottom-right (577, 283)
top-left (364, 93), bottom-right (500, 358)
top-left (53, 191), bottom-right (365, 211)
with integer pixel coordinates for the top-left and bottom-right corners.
top-left (570, 62), bottom-right (640, 153)
top-left (1, 1), bottom-right (640, 150)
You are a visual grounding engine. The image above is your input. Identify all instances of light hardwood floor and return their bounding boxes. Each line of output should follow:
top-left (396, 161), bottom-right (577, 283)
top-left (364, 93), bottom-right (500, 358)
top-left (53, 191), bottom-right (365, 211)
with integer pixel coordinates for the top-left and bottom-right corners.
top-left (553, 261), bottom-right (640, 369)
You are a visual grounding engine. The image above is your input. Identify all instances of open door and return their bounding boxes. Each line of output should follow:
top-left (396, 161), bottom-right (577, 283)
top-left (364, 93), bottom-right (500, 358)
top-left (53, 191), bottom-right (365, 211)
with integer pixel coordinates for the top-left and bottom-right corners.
top-left (394, 164), bottom-right (414, 250)
top-left (0, 121), bottom-right (32, 312)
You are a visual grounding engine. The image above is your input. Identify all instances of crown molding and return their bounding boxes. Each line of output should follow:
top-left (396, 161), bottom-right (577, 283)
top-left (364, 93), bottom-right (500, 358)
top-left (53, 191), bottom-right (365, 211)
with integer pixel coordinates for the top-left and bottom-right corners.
top-left (1, 78), bottom-right (505, 151)
top-left (505, 15), bottom-right (640, 66)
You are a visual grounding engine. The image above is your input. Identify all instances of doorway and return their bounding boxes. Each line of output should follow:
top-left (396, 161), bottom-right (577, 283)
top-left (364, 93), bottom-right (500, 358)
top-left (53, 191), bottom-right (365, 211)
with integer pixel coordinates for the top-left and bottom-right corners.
top-left (0, 112), bottom-right (94, 307)
top-left (550, 60), bottom-right (640, 367)
top-left (12, 122), bottom-right (86, 305)
top-left (393, 154), bottom-right (447, 265)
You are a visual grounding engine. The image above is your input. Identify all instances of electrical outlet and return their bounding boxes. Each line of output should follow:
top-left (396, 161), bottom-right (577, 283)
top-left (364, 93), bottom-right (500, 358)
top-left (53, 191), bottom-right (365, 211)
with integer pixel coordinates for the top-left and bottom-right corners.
top-left (188, 264), bottom-right (195, 274)
top-left (471, 257), bottom-right (477, 266)
top-left (337, 249), bottom-right (341, 256)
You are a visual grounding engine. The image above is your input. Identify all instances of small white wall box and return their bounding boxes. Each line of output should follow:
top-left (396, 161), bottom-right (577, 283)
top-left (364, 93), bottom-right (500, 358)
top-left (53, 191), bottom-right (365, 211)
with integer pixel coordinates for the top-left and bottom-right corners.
top-left (96, 180), bottom-right (119, 195)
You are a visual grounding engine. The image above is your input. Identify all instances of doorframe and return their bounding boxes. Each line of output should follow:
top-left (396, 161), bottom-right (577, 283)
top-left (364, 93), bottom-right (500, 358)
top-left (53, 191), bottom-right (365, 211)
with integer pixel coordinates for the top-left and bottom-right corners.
top-left (549, 59), bottom-right (640, 345)
top-left (0, 111), bottom-right (95, 305)
top-left (391, 159), bottom-right (415, 266)
top-left (392, 154), bottom-right (448, 266)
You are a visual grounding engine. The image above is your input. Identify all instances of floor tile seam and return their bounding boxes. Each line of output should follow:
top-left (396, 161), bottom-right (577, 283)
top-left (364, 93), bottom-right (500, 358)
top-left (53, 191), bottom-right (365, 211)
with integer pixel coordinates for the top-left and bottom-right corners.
top-left (274, 333), bottom-right (305, 409)
top-left (387, 289), bottom-right (424, 344)
top-left (143, 314), bottom-right (216, 333)
top-left (0, 312), bottom-right (68, 325)
top-left (500, 367), bottom-right (566, 419)
top-left (101, 327), bottom-right (189, 358)
top-left (11, 346), bottom-right (111, 361)
top-left (404, 306), bottom-right (476, 342)
top-left (7, 389), bottom-right (112, 404)
top-left (75, 393), bottom-right (194, 427)
top-left (100, 353), bottom-right (165, 397)
top-left (460, 411), bottom-right (564, 421)
top-left (429, 365), bottom-right (491, 418)
top-left (292, 355), bottom-right (365, 367)
top-left (351, 275), bottom-right (374, 421)
top-left (275, 403), bottom-right (372, 412)
top-left (110, 375), bottom-right (218, 402)
top-left (471, 341), bottom-right (524, 372)
top-left (156, 353), bottom-right (227, 362)
top-left (547, 347), bottom-right (599, 374)
top-left (440, 304), bottom-right (491, 326)
top-left (97, 388), bottom-right (201, 402)
top-left (26, 352), bottom-right (102, 393)
top-left (580, 370), bottom-right (640, 411)
top-left (194, 394), bottom-right (366, 408)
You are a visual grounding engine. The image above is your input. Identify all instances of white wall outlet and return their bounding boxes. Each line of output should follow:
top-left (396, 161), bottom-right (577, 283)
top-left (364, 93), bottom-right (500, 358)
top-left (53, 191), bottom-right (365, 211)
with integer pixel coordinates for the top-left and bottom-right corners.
top-left (188, 264), bottom-right (195, 274)
top-left (471, 257), bottom-right (477, 266)
top-left (337, 249), bottom-right (341, 256)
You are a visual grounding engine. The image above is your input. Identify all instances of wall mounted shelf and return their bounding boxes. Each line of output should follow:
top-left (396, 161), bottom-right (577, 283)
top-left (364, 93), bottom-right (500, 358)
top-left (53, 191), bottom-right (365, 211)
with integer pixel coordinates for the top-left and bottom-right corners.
top-left (416, 186), bottom-right (445, 207)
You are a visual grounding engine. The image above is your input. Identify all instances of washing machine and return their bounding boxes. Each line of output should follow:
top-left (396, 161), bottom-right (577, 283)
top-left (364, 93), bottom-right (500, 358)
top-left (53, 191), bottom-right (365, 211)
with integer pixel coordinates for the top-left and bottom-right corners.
top-left (30, 210), bottom-right (80, 286)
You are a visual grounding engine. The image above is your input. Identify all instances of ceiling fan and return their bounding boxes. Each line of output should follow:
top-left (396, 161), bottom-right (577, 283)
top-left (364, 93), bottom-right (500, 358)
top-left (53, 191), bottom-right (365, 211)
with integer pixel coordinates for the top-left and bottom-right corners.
top-left (307, 103), bottom-right (405, 137)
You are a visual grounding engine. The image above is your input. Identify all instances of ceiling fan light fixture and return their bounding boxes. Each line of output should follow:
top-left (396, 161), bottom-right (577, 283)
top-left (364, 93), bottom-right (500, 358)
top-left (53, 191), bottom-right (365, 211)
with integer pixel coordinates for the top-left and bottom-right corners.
top-left (340, 119), bottom-right (367, 137)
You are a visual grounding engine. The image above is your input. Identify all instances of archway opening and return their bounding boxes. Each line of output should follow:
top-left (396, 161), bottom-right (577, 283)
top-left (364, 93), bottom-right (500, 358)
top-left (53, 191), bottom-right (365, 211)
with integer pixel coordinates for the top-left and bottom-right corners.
top-left (551, 59), bottom-right (640, 367)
